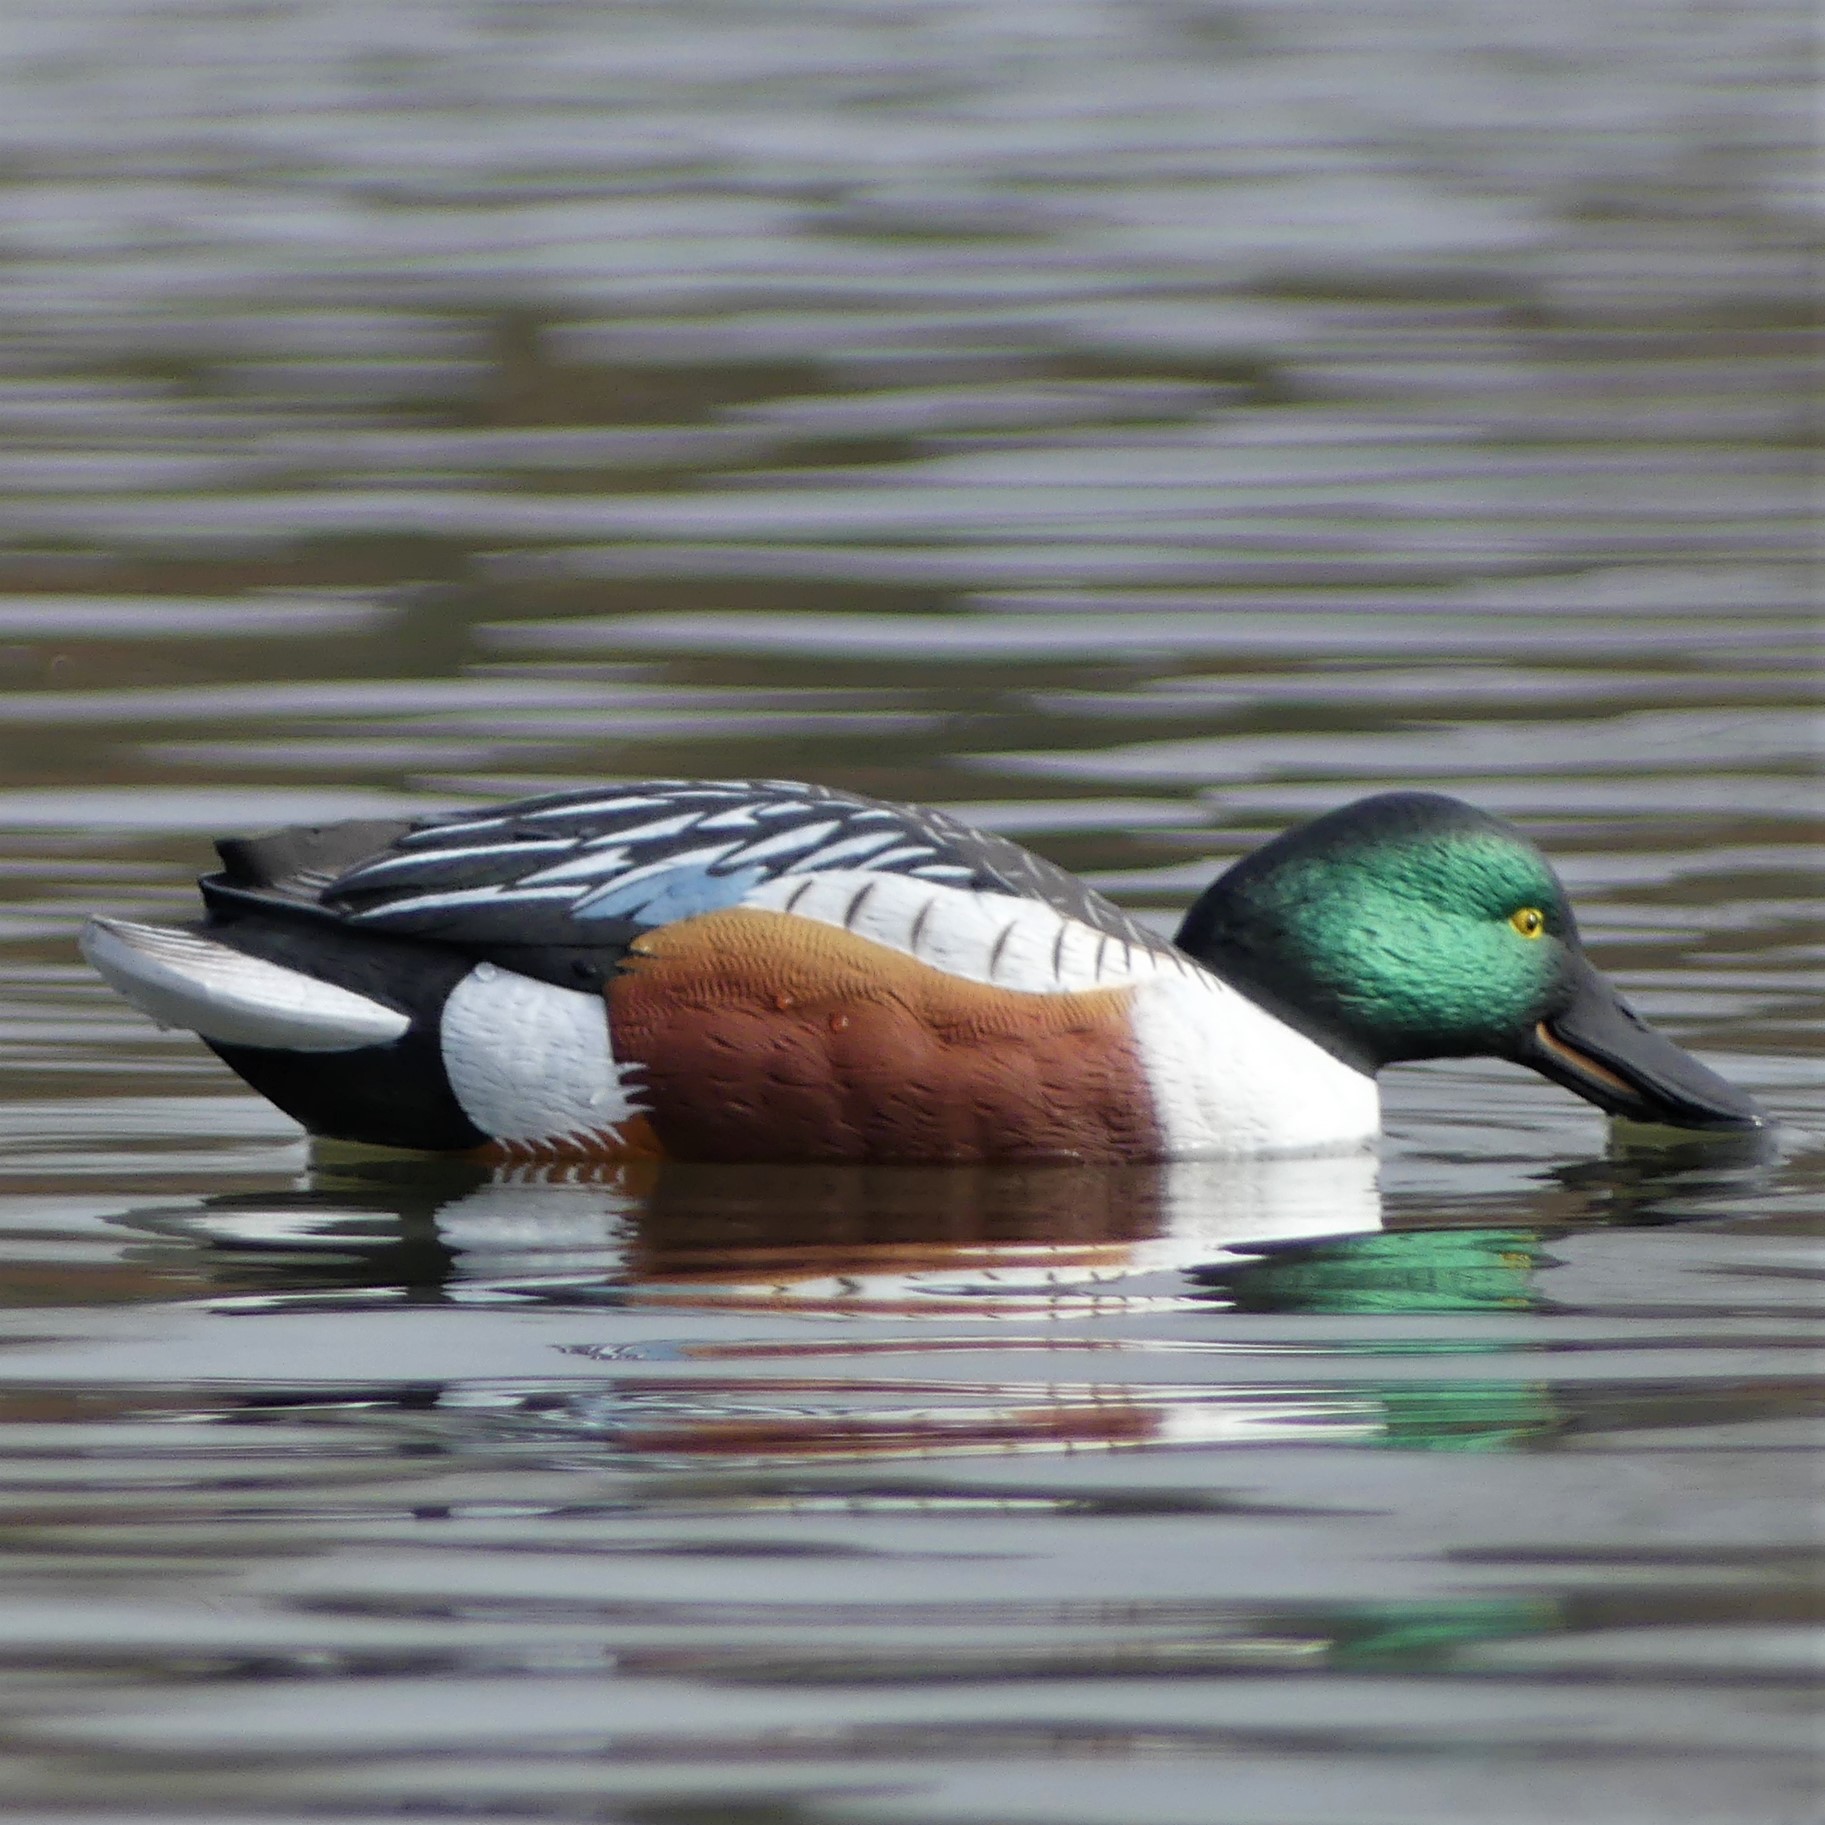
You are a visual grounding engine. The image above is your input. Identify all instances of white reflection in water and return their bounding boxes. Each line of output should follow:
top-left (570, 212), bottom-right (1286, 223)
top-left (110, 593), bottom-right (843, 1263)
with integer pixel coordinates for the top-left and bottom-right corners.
top-left (421, 1150), bottom-right (1384, 1308)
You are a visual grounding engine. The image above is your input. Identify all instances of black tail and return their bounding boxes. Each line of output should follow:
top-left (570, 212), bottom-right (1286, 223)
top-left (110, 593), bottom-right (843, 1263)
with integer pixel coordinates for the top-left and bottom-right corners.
top-left (214, 817), bottom-right (416, 904)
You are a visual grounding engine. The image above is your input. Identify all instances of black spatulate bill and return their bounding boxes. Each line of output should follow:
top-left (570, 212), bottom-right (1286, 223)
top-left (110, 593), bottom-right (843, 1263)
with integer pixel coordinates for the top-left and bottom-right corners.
top-left (1519, 956), bottom-right (1764, 1131)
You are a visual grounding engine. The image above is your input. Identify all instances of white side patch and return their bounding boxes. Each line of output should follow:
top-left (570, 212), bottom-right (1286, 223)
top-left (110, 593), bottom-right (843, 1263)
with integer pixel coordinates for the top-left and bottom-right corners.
top-left (740, 871), bottom-right (1173, 993)
top-left (1127, 973), bottom-right (1380, 1157)
top-left (439, 963), bottom-right (643, 1147)
top-left (80, 916), bottom-right (409, 1053)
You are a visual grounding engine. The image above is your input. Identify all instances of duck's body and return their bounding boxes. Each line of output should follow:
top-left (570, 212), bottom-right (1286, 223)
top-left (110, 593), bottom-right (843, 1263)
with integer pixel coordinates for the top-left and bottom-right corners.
top-left (82, 781), bottom-right (1760, 1161)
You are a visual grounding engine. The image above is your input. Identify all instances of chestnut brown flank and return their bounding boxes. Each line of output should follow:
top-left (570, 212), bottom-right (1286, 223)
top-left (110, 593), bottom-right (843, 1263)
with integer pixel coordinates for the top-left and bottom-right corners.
top-left (608, 907), bottom-right (1161, 1163)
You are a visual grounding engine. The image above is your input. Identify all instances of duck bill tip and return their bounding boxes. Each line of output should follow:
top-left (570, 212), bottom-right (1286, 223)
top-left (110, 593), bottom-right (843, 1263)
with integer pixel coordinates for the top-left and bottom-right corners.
top-left (1523, 964), bottom-right (1765, 1133)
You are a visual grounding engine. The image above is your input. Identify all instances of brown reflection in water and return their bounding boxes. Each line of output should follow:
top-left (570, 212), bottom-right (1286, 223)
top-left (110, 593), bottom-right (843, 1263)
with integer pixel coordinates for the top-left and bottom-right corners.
top-left (624, 1159), bottom-right (1169, 1290)
top-left (467, 1156), bottom-right (1383, 1464)
top-left (421, 1147), bottom-right (1378, 1318)
top-left (102, 1151), bottom-right (1388, 1464)
top-left (592, 1382), bottom-right (1173, 1463)
top-left (107, 1146), bottom-right (1386, 1316)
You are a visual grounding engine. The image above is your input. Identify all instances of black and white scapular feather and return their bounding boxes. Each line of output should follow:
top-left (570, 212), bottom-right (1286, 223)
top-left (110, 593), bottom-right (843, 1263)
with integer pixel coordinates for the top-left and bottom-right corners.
top-left (201, 777), bottom-right (1169, 993)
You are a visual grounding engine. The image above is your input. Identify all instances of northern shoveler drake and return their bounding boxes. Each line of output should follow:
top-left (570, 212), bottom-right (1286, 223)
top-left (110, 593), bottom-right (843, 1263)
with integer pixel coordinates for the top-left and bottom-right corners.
top-left (81, 781), bottom-right (1762, 1162)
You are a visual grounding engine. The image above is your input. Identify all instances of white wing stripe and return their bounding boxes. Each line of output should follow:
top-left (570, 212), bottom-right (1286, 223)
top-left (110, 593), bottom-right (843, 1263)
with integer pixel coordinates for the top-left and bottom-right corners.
top-left (354, 882), bottom-right (579, 921)
top-left (510, 846), bottom-right (633, 888)
top-left (576, 808), bottom-right (714, 848)
top-left (395, 791), bottom-right (706, 848)
top-left (538, 794), bottom-right (673, 817)
top-left (716, 817), bottom-right (843, 866)
top-left (848, 844), bottom-right (937, 871)
top-left (339, 836), bottom-right (576, 887)
top-left (787, 828), bottom-right (920, 871)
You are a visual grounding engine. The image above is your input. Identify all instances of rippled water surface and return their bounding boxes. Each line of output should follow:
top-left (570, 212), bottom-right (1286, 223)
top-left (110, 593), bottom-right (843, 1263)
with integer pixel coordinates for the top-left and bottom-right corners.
top-left (0, 3), bottom-right (1819, 1821)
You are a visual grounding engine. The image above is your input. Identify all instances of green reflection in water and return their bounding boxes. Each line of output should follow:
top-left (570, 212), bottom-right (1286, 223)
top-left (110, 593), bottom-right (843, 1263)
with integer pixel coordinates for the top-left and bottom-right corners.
top-left (1372, 1380), bottom-right (1561, 1452)
top-left (1214, 1227), bottom-right (1548, 1315)
top-left (1203, 1228), bottom-right (1564, 1451)
top-left (1322, 1597), bottom-right (1563, 1667)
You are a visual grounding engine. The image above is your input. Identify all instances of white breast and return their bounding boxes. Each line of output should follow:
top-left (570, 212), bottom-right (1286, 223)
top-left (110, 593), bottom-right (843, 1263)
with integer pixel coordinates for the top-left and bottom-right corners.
top-left (1126, 972), bottom-right (1379, 1157)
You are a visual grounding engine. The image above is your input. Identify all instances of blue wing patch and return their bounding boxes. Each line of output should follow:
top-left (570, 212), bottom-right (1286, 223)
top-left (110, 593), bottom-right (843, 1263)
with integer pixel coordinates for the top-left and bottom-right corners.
top-left (571, 862), bottom-right (766, 925)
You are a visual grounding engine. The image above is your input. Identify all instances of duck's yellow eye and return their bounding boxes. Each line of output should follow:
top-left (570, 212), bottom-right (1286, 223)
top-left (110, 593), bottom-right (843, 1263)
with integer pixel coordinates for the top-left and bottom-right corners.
top-left (1510, 906), bottom-right (1546, 940)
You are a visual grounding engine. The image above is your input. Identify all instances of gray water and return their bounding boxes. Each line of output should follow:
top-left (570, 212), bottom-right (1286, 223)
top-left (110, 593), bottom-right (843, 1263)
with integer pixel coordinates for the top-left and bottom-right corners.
top-left (0, 2), bottom-right (1819, 1821)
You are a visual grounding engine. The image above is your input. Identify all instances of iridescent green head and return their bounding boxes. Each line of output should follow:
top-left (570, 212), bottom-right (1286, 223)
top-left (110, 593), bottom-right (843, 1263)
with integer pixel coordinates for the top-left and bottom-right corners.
top-left (1177, 794), bottom-right (1762, 1130)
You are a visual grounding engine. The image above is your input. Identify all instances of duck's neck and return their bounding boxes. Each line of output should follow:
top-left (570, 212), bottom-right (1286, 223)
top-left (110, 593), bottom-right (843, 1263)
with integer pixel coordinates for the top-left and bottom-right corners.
top-left (1175, 889), bottom-right (1383, 1077)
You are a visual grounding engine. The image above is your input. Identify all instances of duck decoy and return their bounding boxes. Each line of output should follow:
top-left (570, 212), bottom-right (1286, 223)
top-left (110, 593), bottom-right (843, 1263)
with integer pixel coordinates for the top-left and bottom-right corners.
top-left (81, 781), bottom-right (1762, 1162)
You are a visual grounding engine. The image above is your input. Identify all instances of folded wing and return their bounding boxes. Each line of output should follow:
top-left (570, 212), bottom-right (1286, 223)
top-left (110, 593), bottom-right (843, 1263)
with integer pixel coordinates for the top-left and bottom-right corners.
top-left (208, 779), bottom-right (1166, 987)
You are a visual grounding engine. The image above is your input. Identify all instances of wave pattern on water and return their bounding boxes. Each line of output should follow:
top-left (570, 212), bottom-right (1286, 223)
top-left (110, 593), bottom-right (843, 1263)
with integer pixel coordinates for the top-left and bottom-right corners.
top-left (0, 2), bottom-right (1816, 1822)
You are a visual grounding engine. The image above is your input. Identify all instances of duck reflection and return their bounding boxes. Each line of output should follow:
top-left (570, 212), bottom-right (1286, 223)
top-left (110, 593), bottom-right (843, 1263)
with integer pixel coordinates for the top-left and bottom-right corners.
top-left (107, 1131), bottom-right (1783, 1467)
top-left (109, 1151), bottom-right (1385, 1465)
top-left (117, 1115), bottom-right (1779, 1313)
top-left (246, 1147), bottom-right (1388, 1312)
